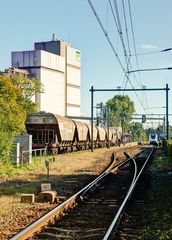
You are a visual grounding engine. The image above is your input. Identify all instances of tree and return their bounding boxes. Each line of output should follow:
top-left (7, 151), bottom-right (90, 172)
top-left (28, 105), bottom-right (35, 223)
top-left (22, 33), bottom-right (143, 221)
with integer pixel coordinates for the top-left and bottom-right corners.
top-left (106, 95), bottom-right (135, 132)
top-left (130, 122), bottom-right (147, 141)
top-left (0, 74), bottom-right (41, 161)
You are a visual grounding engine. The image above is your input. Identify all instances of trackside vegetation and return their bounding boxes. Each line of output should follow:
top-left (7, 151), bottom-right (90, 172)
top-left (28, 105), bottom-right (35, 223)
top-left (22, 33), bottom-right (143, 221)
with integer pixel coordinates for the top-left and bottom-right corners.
top-left (162, 140), bottom-right (172, 159)
top-left (106, 95), bottom-right (135, 130)
top-left (0, 74), bottom-right (41, 163)
top-left (106, 95), bottom-right (147, 141)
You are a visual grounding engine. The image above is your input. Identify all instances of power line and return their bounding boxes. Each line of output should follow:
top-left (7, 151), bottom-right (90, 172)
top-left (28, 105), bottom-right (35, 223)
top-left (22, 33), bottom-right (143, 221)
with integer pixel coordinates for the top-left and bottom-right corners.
top-left (111, 0), bottom-right (144, 89)
top-left (113, 0), bottom-right (123, 37)
top-left (122, 0), bottom-right (131, 56)
top-left (108, 0), bottom-right (130, 82)
top-left (128, 0), bottom-right (140, 74)
top-left (127, 67), bottom-right (172, 73)
top-left (127, 0), bottom-right (145, 86)
top-left (118, 0), bottom-right (147, 110)
top-left (87, 0), bottom-right (147, 112)
top-left (87, 0), bottom-right (126, 73)
top-left (105, 0), bottom-right (109, 33)
top-left (109, 0), bottom-right (134, 91)
top-left (127, 0), bottom-right (149, 112)
top-left (131, 47), bottom-right (172, 56)
top-left (105, 0), bottom-right (144, 91)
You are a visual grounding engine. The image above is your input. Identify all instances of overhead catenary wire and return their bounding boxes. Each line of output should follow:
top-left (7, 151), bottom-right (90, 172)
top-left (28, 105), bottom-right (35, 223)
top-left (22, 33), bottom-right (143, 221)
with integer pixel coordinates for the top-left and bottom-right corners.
top-left (87, 0), bottom-right (147, 112)
top-left (131, 47), bottom-right (172, 56)
top-left (121, 0), bottom-right (143, 88)
top-left (110, 0), bottom-right (144, 89)
top-left (122, 0), bottom-right (131, 57)
top-left (105, 0), bottom-right (109, 33)
top-left (127, 0), bottom-right (145, 87)
top-left (128, 0), bottom-right (141, 77)
top-left (108, 0), bottom-right (130, 86)
top-left (110, 0), bottom-right (147, 111)
top-left (87, 0), bottom-right (126, 73)
top-left (127, 67), bottom-right (172, 73)
top-left (127, 0), bottom-right (149, 112)
top-left (121, 2), bottom-right (143, 90)
top-left (109, 0), bottom-right (132, 88)
top-left (109, 0), bottom-right (128, 62)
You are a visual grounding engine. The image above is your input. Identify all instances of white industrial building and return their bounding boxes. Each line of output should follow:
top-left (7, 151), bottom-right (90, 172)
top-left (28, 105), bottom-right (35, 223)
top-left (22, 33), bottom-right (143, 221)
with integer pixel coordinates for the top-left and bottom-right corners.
top-left (11, 37), bottom-right (81, 117)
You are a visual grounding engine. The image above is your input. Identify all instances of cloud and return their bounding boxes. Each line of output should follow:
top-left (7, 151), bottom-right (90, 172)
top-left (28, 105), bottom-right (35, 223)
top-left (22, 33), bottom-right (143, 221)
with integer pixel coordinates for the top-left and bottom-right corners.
top-left (141, 44), bottom-right (159, 50)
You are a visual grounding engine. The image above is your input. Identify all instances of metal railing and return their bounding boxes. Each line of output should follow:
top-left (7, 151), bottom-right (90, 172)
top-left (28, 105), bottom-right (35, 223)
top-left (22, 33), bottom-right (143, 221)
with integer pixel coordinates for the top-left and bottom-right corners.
top-left (20, 148), bottom-right (47, 166)
top-left (31, 148), bottom-right (47, 165)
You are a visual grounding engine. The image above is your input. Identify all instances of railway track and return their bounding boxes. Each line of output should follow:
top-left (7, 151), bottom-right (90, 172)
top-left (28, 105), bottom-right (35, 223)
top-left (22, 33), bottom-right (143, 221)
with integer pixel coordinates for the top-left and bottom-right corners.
top-left (115, 174), bottom-right (151, 240)
top-left (11, 146), bottom-right (155, 240)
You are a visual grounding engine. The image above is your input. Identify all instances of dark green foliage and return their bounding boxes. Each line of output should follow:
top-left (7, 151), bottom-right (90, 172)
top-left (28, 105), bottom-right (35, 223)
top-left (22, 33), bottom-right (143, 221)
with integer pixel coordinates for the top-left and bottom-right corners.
top-left (0, 74), bottom-right (41, 161)
top-left (130, 122), bottom-right (147, 141)
top-left (162, 140), bottom-right (172, 159)
top-left (141, 170), bottom-right (172, 239)
top-left (106, 95), bottom-right (135, 132)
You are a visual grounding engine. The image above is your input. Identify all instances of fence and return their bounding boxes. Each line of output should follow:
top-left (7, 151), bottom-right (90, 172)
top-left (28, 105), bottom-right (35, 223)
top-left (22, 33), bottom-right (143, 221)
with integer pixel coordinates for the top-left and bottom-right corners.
top-left (21, 148), bottom-right (47, 166)
top-left (11, 144), bottom-right (47, 166)
top-left (11, 143), bottom-right (20, 166)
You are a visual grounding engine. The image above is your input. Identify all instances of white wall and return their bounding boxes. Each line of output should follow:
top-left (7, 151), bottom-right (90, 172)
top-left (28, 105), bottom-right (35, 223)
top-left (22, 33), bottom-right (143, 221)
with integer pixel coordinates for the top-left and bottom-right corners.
top-left (11, 46), bottom-right (81, 117)
top-left (67, 65), bottom-right (80, 86)
top-left (67, 86), bottom-right (80, 105)
top-left (66, 46), bottom-right (81, 116)
top-left (12, 50), bottom-right (66, 116)
top-left (67, 46), bottom-right (80, 67)
top-left (67, 107), bottom-right (80, 116)
top-left (40, 67), bottom-right (65, 115)
top-left (40, 50), bottom-right (65, 72)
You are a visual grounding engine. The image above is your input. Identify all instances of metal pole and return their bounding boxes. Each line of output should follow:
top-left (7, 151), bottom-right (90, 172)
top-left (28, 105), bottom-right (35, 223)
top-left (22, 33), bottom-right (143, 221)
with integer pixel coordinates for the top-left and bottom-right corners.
top-left (166, 84), bottom-right (169, 140)
top-left (91, 86), bottom-right (94, 152)
top-left (107, 106), bottom-right (110, 148)
top-left (163, 116), bottom-right (166, 132)
top-left (92, 87), bottom-right (167, 92)
top-left (121, 118), bottom-right (124, 143)
top-left (34, 150), bottom-right (36, 165)
top-left (88, 85), bottom-right (170, 140)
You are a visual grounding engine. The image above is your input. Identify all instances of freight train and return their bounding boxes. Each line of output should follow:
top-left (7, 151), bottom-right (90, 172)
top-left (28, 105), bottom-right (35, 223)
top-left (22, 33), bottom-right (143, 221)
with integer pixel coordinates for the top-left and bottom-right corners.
top-left (25, 112), bottom-right (123, 154)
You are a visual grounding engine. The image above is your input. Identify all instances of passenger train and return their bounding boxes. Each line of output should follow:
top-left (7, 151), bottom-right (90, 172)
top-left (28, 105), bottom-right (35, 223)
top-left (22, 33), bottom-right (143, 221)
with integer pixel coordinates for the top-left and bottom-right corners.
top-left (25, 112), bottom-right (123, 154)
top-left (149, 133), bottom-right (159, 146)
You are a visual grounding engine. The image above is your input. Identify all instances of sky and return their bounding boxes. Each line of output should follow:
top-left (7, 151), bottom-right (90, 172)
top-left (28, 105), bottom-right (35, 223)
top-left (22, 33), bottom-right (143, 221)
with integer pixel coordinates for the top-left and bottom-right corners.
top-left (0, 0), bottom-right (172, 127)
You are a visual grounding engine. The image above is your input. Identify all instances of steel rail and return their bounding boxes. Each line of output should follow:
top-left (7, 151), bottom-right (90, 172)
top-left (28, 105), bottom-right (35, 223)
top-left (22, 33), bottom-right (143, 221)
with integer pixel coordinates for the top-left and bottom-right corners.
top-left (81, 147), bottom-right (146, 197)
top-left (103, 147), bottom-right (154, 240)
top-left (80, 157), bottom-right (117, 197)
top-left (128, 156), bottom-right (137, 188)
top-left (81, 147), bottom-right (147, 198)
top-left (11, 155), bottom-right (118, 240)
top-left (104, 154), bottom-right (138, 240)
top-left (11, 147), bottom-right (147, 240)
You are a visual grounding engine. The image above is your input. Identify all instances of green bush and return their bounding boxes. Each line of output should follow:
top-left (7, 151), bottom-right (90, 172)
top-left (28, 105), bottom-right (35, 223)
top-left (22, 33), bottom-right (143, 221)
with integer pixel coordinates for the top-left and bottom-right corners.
top-left (0, 74), bottom-right (41, 162)
top-left (163, 140), bottom-right (172, 159)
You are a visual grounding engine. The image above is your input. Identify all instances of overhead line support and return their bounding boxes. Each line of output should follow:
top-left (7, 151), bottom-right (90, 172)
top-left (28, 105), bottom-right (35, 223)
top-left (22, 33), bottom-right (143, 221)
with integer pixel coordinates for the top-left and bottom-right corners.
top-left (90, 84), bottom-right (170, 151)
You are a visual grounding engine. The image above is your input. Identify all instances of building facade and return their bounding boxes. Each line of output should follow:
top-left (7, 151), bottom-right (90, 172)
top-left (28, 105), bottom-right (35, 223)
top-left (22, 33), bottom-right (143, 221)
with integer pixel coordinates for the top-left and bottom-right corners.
top-left (12, 38), bottom-right (81, 117)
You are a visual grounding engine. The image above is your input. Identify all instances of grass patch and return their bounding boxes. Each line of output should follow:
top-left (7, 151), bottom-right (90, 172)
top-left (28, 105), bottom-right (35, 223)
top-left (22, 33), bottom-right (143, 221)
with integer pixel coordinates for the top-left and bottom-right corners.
top-left (142, 228), bottom-right (172, 240)
top-left (0, 180), bottom-right (41, 195)
top-left (141, 171), bottom-right (172, 240)
top-left (0, 147), bottom-right (115, 197)
top-left (0, 162), bottom-right (19, 179)
top-left (0, 196), bottom-right (19, 217)
top-left (153, 156), bottom-right (169, 165)
top-left (0, 185), bottom-right (16, 195)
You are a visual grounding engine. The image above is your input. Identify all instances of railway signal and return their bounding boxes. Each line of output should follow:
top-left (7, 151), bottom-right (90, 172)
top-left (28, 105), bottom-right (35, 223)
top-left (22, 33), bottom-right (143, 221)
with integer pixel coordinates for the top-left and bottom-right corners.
top-left (142, 114), bottom-right (146, 123)
top-left (45, 160), bottom-right (49, 180)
